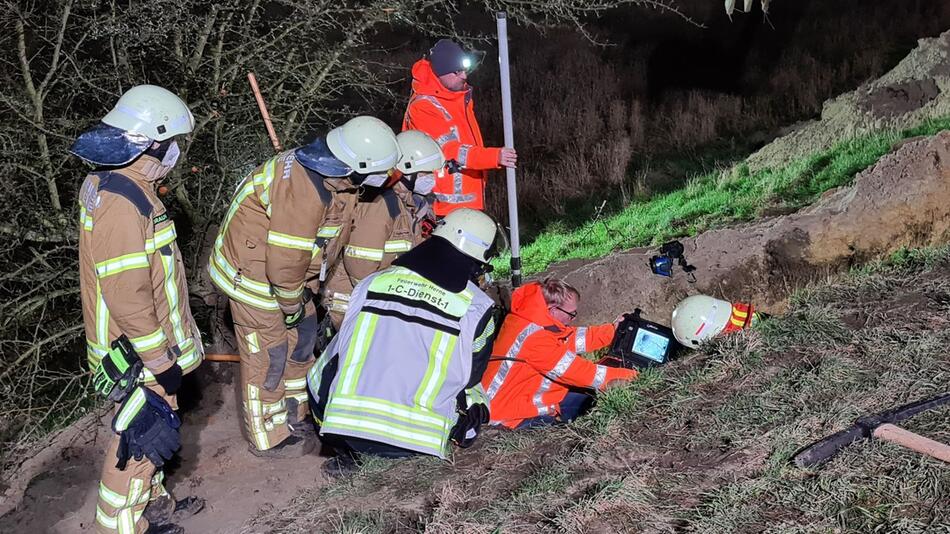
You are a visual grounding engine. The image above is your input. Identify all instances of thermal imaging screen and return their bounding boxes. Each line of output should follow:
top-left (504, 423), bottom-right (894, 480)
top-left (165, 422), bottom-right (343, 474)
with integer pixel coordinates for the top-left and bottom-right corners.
top-left (632, 328), bottom-right (669, 363)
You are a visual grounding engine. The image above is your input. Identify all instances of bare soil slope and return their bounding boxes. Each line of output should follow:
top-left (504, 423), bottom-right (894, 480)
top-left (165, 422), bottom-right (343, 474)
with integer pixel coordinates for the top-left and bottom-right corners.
top-left (550, 131), bottom-right (950, 326)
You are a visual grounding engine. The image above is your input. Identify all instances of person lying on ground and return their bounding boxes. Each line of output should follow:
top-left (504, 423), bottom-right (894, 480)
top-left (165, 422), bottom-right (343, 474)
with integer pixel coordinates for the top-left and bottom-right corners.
top-left (481, 278), bottom-right (638, 429)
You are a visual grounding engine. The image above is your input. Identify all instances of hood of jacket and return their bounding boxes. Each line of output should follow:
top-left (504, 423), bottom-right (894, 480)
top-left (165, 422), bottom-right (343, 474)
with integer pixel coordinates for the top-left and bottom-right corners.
top-left (509, 282), bottom-right (564, 331)
top-left (410, 58), bottom-right (471, 103)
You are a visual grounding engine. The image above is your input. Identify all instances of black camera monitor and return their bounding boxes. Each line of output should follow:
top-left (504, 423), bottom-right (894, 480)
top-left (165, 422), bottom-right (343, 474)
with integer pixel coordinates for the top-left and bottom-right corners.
top-left (605, 309), bottom-right (680, 370)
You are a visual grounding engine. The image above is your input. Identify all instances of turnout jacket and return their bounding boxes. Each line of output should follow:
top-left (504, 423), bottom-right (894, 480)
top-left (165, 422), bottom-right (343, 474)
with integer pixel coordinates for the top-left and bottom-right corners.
top-left (208, 150), bottom-right (357, 313)
top-left (481, 283), bottom-right (637, 428)
top-left (309, 266), bottom-right (497, 458)
top-left (403, 59), bottom-right (501, 215)
top-left (78, 156), bottom-right (203, 380)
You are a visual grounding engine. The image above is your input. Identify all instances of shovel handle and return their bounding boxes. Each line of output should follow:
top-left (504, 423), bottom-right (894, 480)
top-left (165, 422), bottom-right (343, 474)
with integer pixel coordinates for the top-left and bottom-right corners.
top-left (205, 353), bottom-right (240, 363)
top-left (873, 424), bottom-right (950, 463)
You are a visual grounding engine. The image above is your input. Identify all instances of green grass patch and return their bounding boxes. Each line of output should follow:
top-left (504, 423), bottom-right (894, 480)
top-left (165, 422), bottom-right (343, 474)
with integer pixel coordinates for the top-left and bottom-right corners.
top-left (493, 117), bottom-right (950, 277)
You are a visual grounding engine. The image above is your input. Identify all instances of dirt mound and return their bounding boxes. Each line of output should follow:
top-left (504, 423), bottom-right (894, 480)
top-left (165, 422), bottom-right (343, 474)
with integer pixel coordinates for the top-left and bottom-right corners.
top-left (550, 131), bottom-right (950, 325)
top-left (747, 29), bottom-right (950, 171)
top-left (0, 365), bottom-right (329, 533)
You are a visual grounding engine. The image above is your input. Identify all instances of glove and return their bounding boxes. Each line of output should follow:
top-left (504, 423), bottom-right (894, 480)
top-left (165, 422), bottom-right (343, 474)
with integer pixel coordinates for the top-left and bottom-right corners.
top-left (153, 363), bottom-right (182, 396)
top-left (449, 403), bottom-right (489, 448)
top-left (93, 335), bottom-right (143, 402)
top-left (284, 305), bottom-right (304, 329)
top-left (113, 386), bottom-right (182, 470)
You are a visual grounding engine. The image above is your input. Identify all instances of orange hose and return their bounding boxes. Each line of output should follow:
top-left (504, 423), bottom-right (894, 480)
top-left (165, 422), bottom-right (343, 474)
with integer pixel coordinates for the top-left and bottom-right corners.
top-left (205, 353), bottom-right (240, 363)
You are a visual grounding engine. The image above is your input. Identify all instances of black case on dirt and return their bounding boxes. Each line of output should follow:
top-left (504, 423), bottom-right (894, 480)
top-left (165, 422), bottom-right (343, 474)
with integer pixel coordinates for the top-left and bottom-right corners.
top-left (603, 309), bottom-right (680, 370)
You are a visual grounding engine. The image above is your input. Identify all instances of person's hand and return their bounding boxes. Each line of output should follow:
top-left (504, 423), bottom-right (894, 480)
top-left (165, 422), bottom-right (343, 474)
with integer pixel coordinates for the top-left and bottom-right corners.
top-left (613, 314), bottom-right (626, 328)
top-left (498, 148), bottom-right (517, 168)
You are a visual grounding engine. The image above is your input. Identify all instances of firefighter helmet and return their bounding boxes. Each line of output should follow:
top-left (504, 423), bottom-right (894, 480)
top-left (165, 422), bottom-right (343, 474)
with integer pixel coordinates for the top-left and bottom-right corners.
top-left (326, 116), bottom-right (400, 174)
top-left (395, 130), bottom-right (445, 174)
top-left (102, 85), bottom-right (194, 141)
top-left (432, 208), bottom-right (499, 263)
top-left (671, 295), bottom-right (734, 348)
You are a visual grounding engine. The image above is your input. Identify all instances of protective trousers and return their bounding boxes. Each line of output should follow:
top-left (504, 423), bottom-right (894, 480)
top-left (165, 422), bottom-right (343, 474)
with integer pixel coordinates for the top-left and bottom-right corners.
top-left (230, 299), bottom-right (318, 451)
top-left (95, 384), bottom-right (176, 534)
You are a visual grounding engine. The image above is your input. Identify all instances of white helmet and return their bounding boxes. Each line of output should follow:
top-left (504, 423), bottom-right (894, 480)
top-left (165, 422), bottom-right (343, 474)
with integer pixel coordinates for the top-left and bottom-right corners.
top-left (671, 295), bottom-right (733, 348)
top-left (395, 130), bottom-right (445, 174)
top-left (102, 85), bottom-right (194, 141)
top-left (432, 208), bottom-right (498, 263)
top-left (326, 116), bottom-right (400, 174)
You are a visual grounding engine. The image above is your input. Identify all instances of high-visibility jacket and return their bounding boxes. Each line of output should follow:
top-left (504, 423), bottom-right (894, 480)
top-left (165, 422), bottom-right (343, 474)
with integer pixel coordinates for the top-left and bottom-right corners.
top-left (402, 59), bottom-right (501, 215)
top-left (327, 184), bottom-right (428, 320)
top-left (308, 266), bottom-right (497, 458)
top-left (78, 156), bottom-right (203, 381)
top-left (208, 150), bottom-right (357, 313)
top-left (481, 283), bottom-right (637, 428)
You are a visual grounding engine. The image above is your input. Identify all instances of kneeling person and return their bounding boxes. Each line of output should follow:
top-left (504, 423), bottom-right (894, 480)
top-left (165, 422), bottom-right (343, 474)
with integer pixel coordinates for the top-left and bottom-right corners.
top-left (482, 278), bottom-right (637, 429)
top-left (308, 209), bottom-right (500, 461)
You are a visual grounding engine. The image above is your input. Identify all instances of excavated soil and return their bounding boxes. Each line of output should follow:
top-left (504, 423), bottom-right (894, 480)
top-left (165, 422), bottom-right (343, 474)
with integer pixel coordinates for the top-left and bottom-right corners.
top-left (0, 364), bottom-right (330, 533)
top-left (747, 29), bottom-right (950, 172)
top-left (549, 131), bottom-right (950, 326)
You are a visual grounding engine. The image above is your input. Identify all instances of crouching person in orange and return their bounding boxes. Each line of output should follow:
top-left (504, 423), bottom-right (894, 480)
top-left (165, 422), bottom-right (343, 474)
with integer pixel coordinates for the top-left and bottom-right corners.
top-left (481, 279), bottom-right (637, 429)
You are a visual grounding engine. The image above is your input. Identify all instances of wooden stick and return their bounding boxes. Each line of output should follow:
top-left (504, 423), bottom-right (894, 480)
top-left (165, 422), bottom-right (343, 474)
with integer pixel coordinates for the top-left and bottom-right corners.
top-left (247, 72), bottom-right (282, 152)
top-left (205, 353), bottom-right (240, 363)
top-left (873, 423), bottom-right (950, 463)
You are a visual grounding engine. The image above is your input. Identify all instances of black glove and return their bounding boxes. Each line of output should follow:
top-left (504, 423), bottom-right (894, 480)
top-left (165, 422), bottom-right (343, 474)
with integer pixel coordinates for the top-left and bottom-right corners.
top-left (113, 386), bottom-right (182, 470)
top-left (284, 305), bottom-right (304, 329)
top-left (449, 403), bottom-right (489, 448)
top-left (153, 363), bottom-right (182, 396)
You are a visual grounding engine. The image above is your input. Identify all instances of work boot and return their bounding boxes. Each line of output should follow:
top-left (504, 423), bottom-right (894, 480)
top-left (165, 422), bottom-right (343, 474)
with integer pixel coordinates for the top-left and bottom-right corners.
top-left (289, 414), bottom-right (318, 439)
top-left (248, 434), bottom-right (316, 459)
top-left (322, 453), bottom-right (359, 480)
top-left (144, 496), bottom-right (206, 525)
top-left (144, 523), bottom-right (184, 534)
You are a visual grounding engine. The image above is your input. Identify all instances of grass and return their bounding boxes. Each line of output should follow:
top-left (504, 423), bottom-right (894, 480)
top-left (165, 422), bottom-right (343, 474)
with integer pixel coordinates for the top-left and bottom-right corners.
top-left (492, 116), bottom-right (950, 277)
top-left (248, 245), bottom-right (950, 533)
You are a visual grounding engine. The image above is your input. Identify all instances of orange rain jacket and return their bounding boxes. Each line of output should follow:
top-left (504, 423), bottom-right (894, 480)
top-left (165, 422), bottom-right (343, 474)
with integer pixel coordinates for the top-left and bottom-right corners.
top-left (481, 283), bottom-right (637, 428)
top-left (402, 58), bottom-right (501, 215)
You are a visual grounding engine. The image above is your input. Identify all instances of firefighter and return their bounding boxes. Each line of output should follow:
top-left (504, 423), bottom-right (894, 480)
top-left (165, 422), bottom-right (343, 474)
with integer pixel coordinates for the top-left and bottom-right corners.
top-left (307, 208), bottom-right (500, 470)
top-left (481, 278), bottom-right (638, 429)
top-left (671, 294), bottom-right (760, 348)
top-left (71, 85), bottom-right (205, 534)
top-left (322, 130), bottom-right (445, 329)
top-left (208, 115), bottom-right (400, 458)
top-left (403, 39), bottom-right (517, 216)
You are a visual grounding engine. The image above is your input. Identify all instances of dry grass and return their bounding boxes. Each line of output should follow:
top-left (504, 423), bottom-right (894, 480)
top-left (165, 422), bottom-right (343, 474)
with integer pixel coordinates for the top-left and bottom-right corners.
top-left (246, 247), bottom-right (950, 533)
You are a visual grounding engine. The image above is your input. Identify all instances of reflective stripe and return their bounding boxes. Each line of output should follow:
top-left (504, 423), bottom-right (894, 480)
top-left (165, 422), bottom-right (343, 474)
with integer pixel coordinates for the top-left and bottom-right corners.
top-left (207, 254), bottom-right (280, 311)
top-left (246, 384), bottom-right (284, 450)
top-left (129, 327), bottom-right (166, 354)
top-left (330, 394), bottom-right (449, 430)
top-left (575, 327), bottom-right (588, 353)
top-left (114, 387), bottom-right (146, 431)
top-left (272, 283), bottom-right (304, 300)
top-left (465, 384), bottom-right (488, 407)
top-left (383, 240), bottom-right (412, 253)
top-left (414, 331), bottom-right (457, 410)
top-left (345, 244), bottom-right (385, 262)
top-left (485, 323), bottom-right (543, 399)
top-left (98, 482), bottom-right (127, 508)
top-left (284, 377), bottom-right (307, 390)
top-left (592, 365), bottom-right (608, 389)
top-left (549, 351), bottom-right (577, 381)
top-left (266, 230), bottom-right (315, 251)
top-left (245, 332), bottom-right (260, 354)
top-left (434, 171), bottom-right (476, 204)
top-left (414, 95), bottom-right (452, 121)
top-left (95, 505), bottom-right (144, 533)
top-left (145, 223), bottom-right (177, 253)
top-left (211, 242), bottom-right (272, 296)
top-left (532, 378), bottom-right (554, 416)
top-left (435, 126), bottom-right (460, 147)
top-left (317, 226), bottom-right (341, 238)
top-left (323, 413), bottom-right (444, 449)
top-left (337, 313), bottom-right (379, 396)
top-left (457, 144), bottom-right (472, 167)
top-left (307, 348), bottom-right (337, 405)
top-left (159, 250), bottom-right (186, 344)
top-left (473, 316), bottom-right (496, 353)
top-left (95, 252), bottom-right (149, 278)
top-left (96, 282), bottom-right (109, 347)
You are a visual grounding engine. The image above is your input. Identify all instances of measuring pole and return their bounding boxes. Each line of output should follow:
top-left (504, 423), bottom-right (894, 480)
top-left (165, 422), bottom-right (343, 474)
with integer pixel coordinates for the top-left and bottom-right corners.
top-left (496, 12), bottom-right (522, 287)
top-left (247, 72), bottom-right (283, 152)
